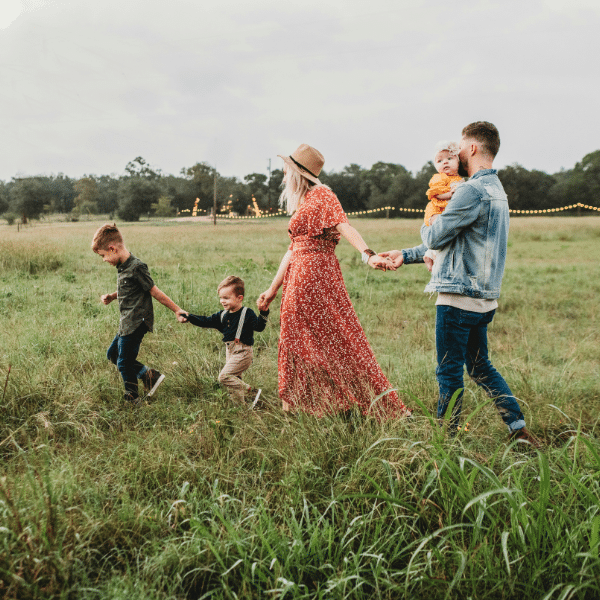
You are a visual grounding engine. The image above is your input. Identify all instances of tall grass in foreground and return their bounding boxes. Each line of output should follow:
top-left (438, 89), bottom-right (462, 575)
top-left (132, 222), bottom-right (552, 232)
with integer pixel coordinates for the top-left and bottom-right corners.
top-left (1, 217), bottom-right (599, 599)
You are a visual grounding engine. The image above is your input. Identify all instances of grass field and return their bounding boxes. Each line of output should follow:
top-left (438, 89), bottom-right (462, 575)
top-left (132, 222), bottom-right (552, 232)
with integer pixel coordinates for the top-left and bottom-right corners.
top-left (1, 216), bottom-right (599, 599)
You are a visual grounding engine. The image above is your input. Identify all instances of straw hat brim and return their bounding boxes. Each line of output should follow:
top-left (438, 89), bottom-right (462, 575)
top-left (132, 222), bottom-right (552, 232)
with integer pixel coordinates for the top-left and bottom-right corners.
top-left (278, 155), bottom-right (321, 185)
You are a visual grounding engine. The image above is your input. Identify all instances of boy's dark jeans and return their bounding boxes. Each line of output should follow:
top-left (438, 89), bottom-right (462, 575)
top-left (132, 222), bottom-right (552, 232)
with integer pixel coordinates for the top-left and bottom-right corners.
top-left (435, 305), bottom-right (526, 433)
top-left (107, 323), bottom-right (149, 398)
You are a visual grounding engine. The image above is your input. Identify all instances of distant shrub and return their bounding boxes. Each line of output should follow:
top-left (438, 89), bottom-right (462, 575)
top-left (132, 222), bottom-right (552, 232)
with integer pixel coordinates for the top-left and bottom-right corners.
top-left (151, 195), bottom-right (177, 218)
top-left (2, 212), bottom-right (18, 225)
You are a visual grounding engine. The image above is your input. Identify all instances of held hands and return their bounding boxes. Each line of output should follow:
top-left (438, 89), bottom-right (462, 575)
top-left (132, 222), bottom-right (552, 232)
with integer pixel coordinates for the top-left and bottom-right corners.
top-left (378, 250), bottom-right (404, 269)
top-left (257, 288), bottom-right (277, 312)
top-left (175, 309), bottom-right (189, 323)
top-left (368, 255), bottom-right (395, 271)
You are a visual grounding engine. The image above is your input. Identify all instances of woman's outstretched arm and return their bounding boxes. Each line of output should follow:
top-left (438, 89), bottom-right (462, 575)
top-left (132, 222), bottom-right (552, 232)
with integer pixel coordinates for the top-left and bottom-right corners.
top-left (257, 250), bottom-right (292, 311)
top-left (336, 222), bottom-right (394, 271)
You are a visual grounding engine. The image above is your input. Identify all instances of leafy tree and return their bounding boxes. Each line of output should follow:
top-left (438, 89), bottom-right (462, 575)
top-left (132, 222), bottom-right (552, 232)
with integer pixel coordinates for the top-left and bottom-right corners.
top-left (321, 164), bottom-right (368, 212)
top-left (363, 162), bottom-right (401, 209)
top-left (151, 195), bottom-right (177, 218)
top-left (163, 174), bottom-right (194, 214)
top-left (404, 161), bottom-right (437, 217)
top-left (244, 173), bottom-right (269, 210)
top-left (95, 175), bottom-right (120, 215)
top-left (125, 157), bottom-right (161, 180)
top-left (553, 150), bottom-right (600, 210)
top-left (219, 176), bottom-right (249, 216)
top-left (183, 163), bottom-right (217, 212)
top-left (498, 164), bottom-right (556, 211)
top-left (0, 181), bottom-right (9, 214)
top-left (10, 177), bottom-right (53, 222)
top-left (73, 177), bottom-right (99, 216)
top-left (117, 178), bottom-right (161, 221)
top-left (48, 174), bottom-right (76, 213)
top-left (268, 169), bottom-right (284, 212)
top-left (580, 150), bottom-right (600, 198)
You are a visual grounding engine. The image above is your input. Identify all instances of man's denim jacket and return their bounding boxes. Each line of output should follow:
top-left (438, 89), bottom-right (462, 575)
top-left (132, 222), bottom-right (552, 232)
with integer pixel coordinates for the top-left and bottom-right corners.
top-left (402, 169), bottom-right (509, 299)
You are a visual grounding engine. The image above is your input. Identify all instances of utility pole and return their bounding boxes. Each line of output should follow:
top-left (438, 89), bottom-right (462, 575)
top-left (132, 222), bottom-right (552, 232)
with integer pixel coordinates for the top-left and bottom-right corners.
top-left (267, 158), bottom-right (272, 212)
top-left (213, 167), bottom-right (217, 226)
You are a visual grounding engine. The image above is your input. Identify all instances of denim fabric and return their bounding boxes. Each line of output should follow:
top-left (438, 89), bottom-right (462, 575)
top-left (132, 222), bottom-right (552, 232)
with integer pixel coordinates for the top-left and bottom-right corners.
top-left (402, 242), bottom-right (427, 265)
top-left (420, 169), bottom-right (509, 299)
top-left (436, 305), bottom-right (525, 433)
top-left (107, 322), bottom-right (149, 398)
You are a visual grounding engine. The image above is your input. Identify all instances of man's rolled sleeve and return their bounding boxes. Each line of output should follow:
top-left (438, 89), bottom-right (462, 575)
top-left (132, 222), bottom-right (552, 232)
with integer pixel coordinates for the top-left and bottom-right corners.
top-left (421, 184), bottom-right (482, 250)
top-left (402, 243), bottom-right (427, 264)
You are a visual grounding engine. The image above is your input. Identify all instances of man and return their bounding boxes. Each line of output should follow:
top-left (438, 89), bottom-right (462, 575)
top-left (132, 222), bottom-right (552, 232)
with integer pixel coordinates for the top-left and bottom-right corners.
top-left (382, 122), bottom-right (540, 447)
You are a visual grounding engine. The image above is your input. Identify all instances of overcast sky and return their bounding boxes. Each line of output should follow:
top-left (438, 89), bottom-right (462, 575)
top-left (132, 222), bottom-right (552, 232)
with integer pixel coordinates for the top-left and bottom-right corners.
top-left (1, 0), bottom-right (598, 182)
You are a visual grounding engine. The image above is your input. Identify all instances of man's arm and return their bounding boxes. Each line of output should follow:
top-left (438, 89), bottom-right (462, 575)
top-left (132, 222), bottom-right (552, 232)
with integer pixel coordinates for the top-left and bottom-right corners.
top-left (379, 243), bottom-right (427, 268)
top-left (149, 285), bottom-right (188, 322)
top-left (421, 184), bottom-right (481, 250)
top-left (402, 243), bottom-right (427, 264)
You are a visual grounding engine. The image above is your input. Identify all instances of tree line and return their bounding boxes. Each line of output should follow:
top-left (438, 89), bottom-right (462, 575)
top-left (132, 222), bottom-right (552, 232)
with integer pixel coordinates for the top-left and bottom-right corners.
top-left (1, 150), bottom-right (599, 224)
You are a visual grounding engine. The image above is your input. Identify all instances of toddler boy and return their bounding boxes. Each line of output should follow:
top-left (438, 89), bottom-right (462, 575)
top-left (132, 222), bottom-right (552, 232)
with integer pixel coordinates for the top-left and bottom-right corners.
top-left (92, 223), bottom-right (187, 405)
top-left (183, 276), bottom-right (269, 407)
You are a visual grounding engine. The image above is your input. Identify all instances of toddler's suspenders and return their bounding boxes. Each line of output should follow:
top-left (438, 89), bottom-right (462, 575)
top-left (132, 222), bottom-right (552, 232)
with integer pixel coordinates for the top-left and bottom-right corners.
top-left (221, 307), bottom-right (248, 344)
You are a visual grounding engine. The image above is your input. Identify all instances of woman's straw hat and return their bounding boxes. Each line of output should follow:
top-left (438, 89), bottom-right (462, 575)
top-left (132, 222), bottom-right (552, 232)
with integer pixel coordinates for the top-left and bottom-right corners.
top-left (278, 144), bottom-right (324, 184)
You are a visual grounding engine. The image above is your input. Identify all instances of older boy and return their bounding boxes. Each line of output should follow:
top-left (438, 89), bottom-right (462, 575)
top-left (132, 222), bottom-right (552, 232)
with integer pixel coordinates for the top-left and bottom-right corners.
top-left (381, 122), bottom-right (541, 447)
top-left (182, 276), bottom-right (269, 407)
top-left (92, 223), bottom-right (187, 405)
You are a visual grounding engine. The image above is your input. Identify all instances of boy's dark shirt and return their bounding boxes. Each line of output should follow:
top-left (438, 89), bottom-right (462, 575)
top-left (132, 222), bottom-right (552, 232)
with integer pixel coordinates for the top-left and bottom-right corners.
top-left (117, 254), bottom-right (155, 336)
top-left (186, 307), bottom-right (269, 346)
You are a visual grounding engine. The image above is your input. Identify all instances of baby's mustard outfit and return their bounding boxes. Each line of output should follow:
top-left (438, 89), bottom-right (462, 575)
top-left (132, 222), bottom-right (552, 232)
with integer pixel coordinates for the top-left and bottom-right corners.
top-left (424, 173), bottom-right (464, 225)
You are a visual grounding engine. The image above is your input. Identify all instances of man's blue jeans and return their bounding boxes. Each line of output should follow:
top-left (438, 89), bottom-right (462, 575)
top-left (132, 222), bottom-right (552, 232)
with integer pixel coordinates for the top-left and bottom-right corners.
top-left (107, 323), bottom-right (149, 399)
top-left (435, 305), bottom-right (525, 433)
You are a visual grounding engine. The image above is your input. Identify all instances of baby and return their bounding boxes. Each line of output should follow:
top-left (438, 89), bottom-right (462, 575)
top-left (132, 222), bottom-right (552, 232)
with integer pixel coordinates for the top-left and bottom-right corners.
top-left (423, 141), bottom-right (464, 268)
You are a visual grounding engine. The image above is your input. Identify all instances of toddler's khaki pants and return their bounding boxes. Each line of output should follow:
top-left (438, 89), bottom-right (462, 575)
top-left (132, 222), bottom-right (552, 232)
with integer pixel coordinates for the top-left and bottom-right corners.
top-left (218, 342), bottom-right (253, 403)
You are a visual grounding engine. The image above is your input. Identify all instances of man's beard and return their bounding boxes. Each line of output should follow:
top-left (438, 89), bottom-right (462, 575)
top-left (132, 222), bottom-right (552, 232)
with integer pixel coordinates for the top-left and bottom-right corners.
top-left (458, 158), bottom-right (469, 178)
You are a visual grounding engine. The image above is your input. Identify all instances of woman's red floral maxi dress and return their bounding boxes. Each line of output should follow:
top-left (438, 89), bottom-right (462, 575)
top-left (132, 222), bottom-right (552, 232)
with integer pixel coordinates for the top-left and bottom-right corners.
top-left (278, 186), bottom-right (409, 419)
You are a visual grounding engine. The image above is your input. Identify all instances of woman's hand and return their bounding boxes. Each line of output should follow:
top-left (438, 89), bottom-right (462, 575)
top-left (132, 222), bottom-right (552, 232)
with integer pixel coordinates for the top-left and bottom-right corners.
top-left (257, 287), bottom-right (278, 311)
top-left (368, 255), bottom-right (395, 271)
top-left (378, 250), bottom-right (404, 269)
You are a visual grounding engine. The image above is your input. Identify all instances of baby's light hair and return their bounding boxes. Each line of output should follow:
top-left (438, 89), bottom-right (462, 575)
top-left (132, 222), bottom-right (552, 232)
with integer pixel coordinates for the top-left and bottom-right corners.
top-left (433, 141), bottom-right (460, 162)
top-left (91, 223), bottom-right (124, 253)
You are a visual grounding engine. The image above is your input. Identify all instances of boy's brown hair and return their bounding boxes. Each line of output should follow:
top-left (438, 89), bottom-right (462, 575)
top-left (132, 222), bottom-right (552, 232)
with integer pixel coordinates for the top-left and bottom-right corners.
top-left (218, 276), bottom-right (244, 297)
top-left (91, 223), bottom-right (124, 253)
top-left (462, 121), bottom-right (500, 158)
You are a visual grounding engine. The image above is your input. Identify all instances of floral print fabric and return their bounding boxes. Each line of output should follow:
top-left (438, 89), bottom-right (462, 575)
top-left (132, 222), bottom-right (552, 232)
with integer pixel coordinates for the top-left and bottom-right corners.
top-left (278, 186), bottom-right (409, 419)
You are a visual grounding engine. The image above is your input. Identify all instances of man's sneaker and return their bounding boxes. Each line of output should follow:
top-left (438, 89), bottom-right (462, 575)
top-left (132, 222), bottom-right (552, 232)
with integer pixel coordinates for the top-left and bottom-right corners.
top-left (142, 369), bottom-right (165, 397)
top-left (509, 427), bottom-right (542, 449)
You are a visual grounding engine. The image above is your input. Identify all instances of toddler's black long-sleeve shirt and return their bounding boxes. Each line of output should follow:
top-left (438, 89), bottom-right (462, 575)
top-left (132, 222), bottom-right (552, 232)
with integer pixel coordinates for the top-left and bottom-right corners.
top-left (185, 307), bottom-right (269, 346)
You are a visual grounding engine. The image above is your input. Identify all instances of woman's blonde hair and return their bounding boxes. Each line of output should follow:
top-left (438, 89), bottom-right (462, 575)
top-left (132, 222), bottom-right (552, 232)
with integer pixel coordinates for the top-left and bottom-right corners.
top-left (279, 167), bottom-right (315, 214)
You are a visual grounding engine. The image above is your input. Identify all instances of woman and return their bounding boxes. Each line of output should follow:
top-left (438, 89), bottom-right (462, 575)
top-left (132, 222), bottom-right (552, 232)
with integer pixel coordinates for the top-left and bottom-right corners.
top-left (257, 144), bottom-right (410, 420)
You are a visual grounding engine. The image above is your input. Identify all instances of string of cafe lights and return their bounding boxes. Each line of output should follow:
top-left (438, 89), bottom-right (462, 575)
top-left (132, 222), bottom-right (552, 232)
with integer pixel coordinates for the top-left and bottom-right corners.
top-left (178, 203), bottom-right (599, 220)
